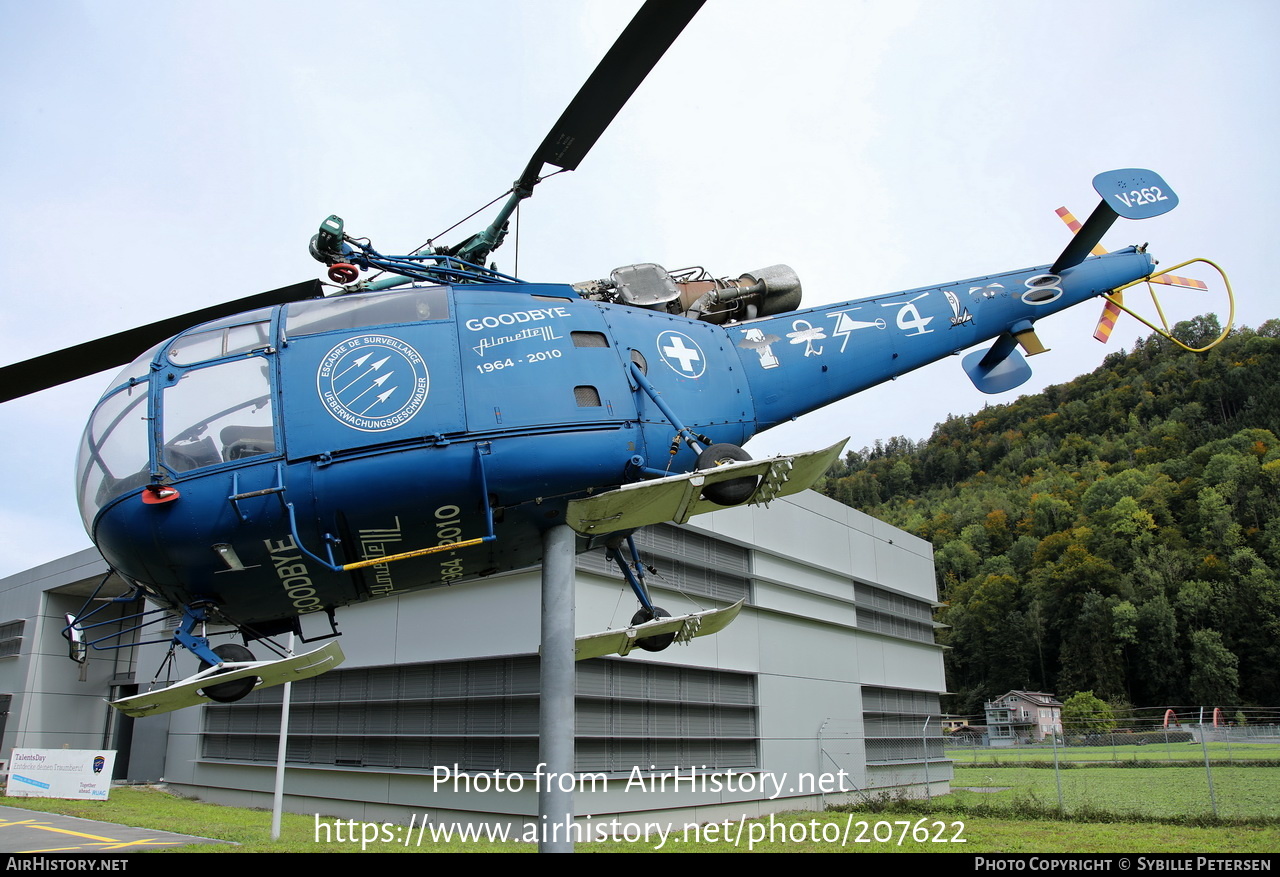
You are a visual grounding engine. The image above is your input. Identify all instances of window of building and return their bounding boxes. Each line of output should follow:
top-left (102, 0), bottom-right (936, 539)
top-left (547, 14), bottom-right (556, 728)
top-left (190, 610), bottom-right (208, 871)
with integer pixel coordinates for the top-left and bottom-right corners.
top-left (0, 621), bottom-right (23, 659)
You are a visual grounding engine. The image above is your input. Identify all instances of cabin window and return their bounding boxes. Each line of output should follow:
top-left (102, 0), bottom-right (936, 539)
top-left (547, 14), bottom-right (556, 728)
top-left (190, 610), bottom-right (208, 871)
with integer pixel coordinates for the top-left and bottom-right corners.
top-left (161, 357), bottom-right (276, 474)
top-left (106, 342), bottom-right (165, 392)
top-left (285, 287), bottom-right (449, 338)
top-left (168, 318), bottom-right (271, 365)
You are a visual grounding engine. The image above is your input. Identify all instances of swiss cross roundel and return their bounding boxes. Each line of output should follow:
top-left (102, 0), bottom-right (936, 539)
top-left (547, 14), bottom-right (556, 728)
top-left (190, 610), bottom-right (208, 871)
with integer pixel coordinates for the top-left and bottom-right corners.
top-left (656, 330), bottom-right (706, 378)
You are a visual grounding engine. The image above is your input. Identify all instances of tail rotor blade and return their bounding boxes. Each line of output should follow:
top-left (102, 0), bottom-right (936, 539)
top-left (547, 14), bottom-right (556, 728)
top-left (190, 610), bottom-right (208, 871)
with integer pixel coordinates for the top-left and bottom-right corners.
top-left (1056, 205), bottom-right (1122, 344)
top-left (1093, 297), bottom-right (1124, 344)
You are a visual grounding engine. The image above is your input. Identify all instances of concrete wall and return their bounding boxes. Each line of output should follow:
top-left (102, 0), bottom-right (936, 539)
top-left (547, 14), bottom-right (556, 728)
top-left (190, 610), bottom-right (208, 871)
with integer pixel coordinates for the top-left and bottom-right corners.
top-left (0, 549), bottom-right (134, 758)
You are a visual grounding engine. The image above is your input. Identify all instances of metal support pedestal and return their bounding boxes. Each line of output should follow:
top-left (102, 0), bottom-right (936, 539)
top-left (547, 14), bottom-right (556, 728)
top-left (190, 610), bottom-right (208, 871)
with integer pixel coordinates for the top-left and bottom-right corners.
top-left (539, 524), bottom-right (576, 852)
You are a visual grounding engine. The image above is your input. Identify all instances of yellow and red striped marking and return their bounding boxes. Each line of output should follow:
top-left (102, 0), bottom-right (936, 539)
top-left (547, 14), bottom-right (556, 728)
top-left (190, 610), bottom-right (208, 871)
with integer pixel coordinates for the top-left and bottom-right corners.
top-left (1057, 207), bottom-right (1211, 344)
top-left (1058, 206), bottom-right (1119, 341)
top-left (1055, 207), bottom-right (1109, 256)
top-left (1093, 300), bottom-right (1123, 343)
top-left (1151, 274), bottom-right (1209, 290)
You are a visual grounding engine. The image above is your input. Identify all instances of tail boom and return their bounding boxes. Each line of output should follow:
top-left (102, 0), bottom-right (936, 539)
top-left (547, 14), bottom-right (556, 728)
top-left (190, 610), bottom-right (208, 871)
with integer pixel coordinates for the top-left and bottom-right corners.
top-left (735, 248), bottom-right (1157, 428)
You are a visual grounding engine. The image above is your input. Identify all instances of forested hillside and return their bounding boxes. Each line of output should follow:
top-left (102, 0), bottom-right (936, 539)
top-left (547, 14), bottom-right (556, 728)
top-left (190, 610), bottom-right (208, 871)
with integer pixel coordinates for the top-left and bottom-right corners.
top-left (818, 316), bottom-right (1280, 716)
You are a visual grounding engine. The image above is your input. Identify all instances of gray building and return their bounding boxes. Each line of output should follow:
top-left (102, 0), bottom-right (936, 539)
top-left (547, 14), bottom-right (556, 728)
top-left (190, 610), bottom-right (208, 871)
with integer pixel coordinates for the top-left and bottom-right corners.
top-left (0, 490), bottom-right (950, 829)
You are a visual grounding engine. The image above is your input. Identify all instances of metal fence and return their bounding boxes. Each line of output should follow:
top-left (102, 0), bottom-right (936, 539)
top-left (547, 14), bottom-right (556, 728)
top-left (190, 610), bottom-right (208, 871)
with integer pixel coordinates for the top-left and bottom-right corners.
top-left (942, 722), bottom-right (1280, 819)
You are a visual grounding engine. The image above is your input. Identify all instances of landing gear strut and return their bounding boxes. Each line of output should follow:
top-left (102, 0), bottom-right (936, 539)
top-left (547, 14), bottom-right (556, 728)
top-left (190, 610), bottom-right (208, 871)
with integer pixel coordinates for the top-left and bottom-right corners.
top-left (608, 534), bottom-right (676, 652)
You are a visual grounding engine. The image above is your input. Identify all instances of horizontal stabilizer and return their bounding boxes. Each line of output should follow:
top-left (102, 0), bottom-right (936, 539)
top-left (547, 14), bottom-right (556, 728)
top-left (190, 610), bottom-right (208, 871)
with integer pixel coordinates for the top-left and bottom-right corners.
top-left (110, 641), bottom-right (345, 718)
top-left (565, 440), bottom-right (846, 536)
top-left (963, 343), bottom-right (1032, 394)
top-left (572, 600), bottom-right (743, 661)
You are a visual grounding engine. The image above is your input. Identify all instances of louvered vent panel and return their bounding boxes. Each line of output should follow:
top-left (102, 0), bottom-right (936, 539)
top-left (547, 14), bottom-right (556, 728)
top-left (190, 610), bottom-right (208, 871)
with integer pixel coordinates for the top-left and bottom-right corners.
top-left (202, 656), bottom-right (757, 773)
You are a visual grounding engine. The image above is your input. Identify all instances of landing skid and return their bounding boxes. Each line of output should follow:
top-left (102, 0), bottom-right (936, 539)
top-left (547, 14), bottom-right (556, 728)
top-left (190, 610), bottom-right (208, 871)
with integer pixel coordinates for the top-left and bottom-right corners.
top-left (566, 440), bottom-right (848, 536)
top-left (571, 600), bottom-right (743, 661)
top-left (110, 641), bottom-right (345, 718)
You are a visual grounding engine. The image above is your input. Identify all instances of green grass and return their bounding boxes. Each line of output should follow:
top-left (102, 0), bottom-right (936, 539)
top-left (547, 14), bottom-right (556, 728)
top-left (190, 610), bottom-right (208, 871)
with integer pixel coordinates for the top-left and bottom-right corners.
top-left (949, 765), bottom-right (1280, 821)
top-left (3, 785), bottom-right (1278, 853)
top-left (946, 741), bottom-right (1280, 765)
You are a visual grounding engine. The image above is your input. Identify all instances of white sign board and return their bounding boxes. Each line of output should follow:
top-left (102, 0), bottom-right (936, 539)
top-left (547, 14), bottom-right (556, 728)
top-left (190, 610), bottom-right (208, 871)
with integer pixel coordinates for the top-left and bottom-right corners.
top-left (7, 749), bottom-right (116, 800)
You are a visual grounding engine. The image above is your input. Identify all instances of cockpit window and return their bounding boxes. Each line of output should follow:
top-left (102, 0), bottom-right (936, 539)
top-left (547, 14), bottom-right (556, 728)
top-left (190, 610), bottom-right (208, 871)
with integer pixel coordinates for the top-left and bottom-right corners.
top-left (168, 318), bottom-right (271, 365)
top-left (285, 287), bottom-right (448, 338)
top-left (105, 341), bottom-right (165, 394)
top-left (161, 357), bottom-right (276, 474)
top-left (77, 383), bottom-right (152, 528)
top-left (77, 330), bottom-right (283, 530)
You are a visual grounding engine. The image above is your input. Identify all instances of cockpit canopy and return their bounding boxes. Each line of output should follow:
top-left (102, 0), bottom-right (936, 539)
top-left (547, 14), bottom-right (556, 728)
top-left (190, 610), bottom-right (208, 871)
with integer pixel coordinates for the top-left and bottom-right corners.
top-left (75, 287), bottom-right (454, 532)
top-left (75, 309), bottom-right (276, 530)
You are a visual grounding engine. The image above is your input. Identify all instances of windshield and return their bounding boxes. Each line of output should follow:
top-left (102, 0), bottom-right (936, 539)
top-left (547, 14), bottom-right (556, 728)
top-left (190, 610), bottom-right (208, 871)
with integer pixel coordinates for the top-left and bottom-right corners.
top-left (77, 382), bottom-right (152, 528)
top-left (77, 316), bottom-right (282, 529)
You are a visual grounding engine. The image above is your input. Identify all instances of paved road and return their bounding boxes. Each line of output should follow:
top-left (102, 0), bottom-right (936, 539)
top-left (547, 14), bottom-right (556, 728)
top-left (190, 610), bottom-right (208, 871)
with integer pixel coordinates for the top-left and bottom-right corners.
top-left (0, 804), bottom-right (230, 852)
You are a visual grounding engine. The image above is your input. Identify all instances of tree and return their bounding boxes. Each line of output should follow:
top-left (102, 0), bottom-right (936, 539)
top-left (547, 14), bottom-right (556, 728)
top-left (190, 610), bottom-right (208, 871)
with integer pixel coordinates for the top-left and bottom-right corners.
top-left (1135, 593), bottom-right (1184, 704)
top-left (1058, 591), bottom-right (1126, 701)
top-left (815, 321), bottom-right (1280, 710)
top-left (1188, 630), bottom-right (1240, 707)
top-left (1172, 313), bottom-right (1223, 350)
top-left (1061, 690), bottom-right (1117, 734)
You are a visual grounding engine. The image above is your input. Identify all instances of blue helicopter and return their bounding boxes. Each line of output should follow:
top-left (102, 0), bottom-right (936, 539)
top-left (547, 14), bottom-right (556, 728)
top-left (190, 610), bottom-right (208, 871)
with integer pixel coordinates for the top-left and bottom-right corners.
top-left (0, 0), bottom-right (1221, 716)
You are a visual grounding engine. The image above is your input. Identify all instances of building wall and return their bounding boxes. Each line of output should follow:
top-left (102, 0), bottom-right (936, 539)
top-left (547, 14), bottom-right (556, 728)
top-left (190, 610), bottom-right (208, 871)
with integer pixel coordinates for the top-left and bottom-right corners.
top-left (0, 549), bottom-right (136, 760)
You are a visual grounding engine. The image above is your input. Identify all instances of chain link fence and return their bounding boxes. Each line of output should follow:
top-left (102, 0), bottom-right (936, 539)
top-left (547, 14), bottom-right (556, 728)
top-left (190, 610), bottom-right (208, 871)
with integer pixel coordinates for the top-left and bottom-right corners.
top-left (941, 709), bottom-right (1280, 820)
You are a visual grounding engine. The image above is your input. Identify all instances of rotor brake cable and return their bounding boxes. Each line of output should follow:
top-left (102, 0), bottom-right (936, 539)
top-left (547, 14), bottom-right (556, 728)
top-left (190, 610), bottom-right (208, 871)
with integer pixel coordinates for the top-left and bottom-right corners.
top-left (412, 188), bottom-right (514, 255)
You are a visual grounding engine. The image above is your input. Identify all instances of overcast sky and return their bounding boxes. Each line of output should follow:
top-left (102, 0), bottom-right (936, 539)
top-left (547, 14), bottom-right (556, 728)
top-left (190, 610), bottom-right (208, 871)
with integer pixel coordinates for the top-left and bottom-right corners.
top-left (1, 0), bottom-right (1275, 577)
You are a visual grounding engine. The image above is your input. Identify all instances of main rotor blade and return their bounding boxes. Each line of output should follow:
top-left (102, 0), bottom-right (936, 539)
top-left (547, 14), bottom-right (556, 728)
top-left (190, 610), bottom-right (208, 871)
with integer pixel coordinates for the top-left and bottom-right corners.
top-left (0, 279), bottom-right (322, 403)
top-left (516, 0), bottom-right (704, 191)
